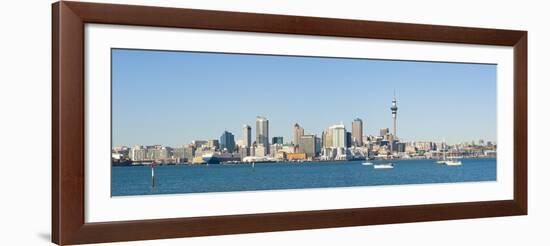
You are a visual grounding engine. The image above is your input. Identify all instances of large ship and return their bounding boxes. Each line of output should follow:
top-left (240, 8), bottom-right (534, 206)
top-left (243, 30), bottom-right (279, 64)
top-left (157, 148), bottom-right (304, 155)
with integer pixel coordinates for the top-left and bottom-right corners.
top-left (202, 152), bottom-right (241, 164)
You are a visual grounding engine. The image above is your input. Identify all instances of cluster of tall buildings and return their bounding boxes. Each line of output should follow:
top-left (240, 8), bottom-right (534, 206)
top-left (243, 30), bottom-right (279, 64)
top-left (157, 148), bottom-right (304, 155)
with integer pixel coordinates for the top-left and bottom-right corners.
top-left (112, 94), bottom-right (497, 164)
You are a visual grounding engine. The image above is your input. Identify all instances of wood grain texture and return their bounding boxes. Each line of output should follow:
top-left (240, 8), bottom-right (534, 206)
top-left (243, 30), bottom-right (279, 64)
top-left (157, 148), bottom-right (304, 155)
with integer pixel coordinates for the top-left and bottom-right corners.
top-left (63, 1), bottom-right (525, 46)
top-left (513, 34), bottom-right (528, 213)
top-left (52, 1), bottom-right (528, 245)
top-left (52, 2), bottom-right (85, 245)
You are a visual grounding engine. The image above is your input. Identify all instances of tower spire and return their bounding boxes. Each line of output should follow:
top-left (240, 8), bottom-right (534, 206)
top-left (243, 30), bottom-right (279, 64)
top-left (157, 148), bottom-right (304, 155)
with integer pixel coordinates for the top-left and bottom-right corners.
top-left (391, 91), bottom-right (398, 139)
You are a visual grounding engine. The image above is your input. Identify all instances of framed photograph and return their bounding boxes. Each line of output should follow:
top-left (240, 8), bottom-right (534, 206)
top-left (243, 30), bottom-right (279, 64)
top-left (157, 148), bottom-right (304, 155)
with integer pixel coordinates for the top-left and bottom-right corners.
top-left (52, 1), bottom-right (527, 245)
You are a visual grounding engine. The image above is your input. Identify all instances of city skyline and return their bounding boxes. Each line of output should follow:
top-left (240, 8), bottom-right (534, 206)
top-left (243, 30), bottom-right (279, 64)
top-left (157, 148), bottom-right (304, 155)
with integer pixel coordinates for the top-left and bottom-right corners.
top-left (112, 49), bottom-right (496, 147)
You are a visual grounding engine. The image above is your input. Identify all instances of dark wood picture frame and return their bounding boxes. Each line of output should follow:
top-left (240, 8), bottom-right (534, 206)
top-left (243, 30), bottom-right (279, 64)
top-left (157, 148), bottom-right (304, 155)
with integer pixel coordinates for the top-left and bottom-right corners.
top-left (52, 1), bottom-right (527, 245)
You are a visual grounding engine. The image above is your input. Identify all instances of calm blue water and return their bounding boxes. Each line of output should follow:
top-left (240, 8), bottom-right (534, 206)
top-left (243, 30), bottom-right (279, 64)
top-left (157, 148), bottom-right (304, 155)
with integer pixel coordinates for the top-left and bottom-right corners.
top-left (111, 158), bottom-right (496, 196)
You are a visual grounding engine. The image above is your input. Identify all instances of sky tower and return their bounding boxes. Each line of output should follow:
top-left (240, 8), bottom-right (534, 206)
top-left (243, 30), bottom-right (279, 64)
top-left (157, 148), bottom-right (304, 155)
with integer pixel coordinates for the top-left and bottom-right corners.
top-left (391, 91), bottom-right (398, 138)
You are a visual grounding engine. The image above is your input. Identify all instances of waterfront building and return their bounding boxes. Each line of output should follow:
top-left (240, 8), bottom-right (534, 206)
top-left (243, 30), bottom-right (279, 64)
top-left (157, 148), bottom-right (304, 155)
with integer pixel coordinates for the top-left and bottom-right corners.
top-left (351, 118), bottom-right (364, 147)
top-left (298, 134), bottom-right (317, 159)
top-left (272, 136), bottom-right (284, 145)
top-left (345, 131), bottom-right (352, 148)
top-left (254, 145), bottom-right (267, 157)
top-left (397, 142), bottom-right (406, 153)
top-left (220, 131), bottom-right (236, 153)
top-left (329, 124), bottom-right (346, 148)
top-left (275, 151), bottom-right (287, 160)
top-left (377, 147), bottom-right (390, 156)
top-left (172, 147), bottom-right (185, 159)
top-left (207, 139), bottom-right (219, 150)
top-left (235, 139), bottom-right (244, 148)
top-left (112, 146), bottom-right (129, 160)
top-left (192, 140), bottom-right (208, 148)
top-left (321, 147), bottom-right (336, 160)
top-left (362, 135), bottom-right (370, 145)
top-left (387, 134), bottom-right (395, 152)
top-left (281, 144), bottom-right (296, 154)
top-left (351, 146), bottom-right (370, 159)
top-left (129, 145), bottom-right (147, 161)
top-left (112, 146), bottom-right (129, 152)
top-left (182, 145), bottom-right (195, 162)
top-left (270, 143), bottom-right (284, 157)
top-left (256, 116), bottom-right (270, 153)
top-left (239, 146), bottom-right (249, 159)
top-left (335, 147), bottom-right (351, 160)
top-left (293, 123), bottom-right (304, 146)
top-left (315, 136), bottom-right (321, 156)
top-left (287, 152), bottom-right (306, 161)
top-left (379, 128), bottom-right (389, 138)
top-left (243, 124), bottom-right (252, 147)
top-left (147, 146), bottom-right (171, 162)
top-left (415, 141), bottom-right (434, 152)
top-left (322, 129), bottom-right (333, 148)
top-left (405, 144), bottom-right (416, 154)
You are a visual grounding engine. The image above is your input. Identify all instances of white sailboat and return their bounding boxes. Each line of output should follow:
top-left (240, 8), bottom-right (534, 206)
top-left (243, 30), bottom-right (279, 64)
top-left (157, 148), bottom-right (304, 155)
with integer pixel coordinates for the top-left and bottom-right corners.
top-left (436, 140), bottom-right (447, 164)
top-left (445, 156), bottom-right (462, 166)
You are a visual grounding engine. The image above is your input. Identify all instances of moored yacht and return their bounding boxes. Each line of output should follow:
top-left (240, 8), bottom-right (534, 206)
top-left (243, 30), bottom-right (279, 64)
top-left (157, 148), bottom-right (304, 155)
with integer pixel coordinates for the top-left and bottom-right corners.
top-left (374, 163), bottom-right (394, 169)
top-left (445, 157), bottom-right (462, 166)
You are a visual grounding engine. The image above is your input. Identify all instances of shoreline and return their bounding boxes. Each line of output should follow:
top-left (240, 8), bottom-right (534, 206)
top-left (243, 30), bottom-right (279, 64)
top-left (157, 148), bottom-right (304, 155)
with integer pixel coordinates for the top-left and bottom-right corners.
top-left (113, 156), bottom-right (497, 167)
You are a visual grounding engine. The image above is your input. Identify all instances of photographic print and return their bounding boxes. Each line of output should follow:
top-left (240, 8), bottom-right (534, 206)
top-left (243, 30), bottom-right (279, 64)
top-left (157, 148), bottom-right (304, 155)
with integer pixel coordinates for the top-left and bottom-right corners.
top-left (110, 48), bottom-right (497, 196)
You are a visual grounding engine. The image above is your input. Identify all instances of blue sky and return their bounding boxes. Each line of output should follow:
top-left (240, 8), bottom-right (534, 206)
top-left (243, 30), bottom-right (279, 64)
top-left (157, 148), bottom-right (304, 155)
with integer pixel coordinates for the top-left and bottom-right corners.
top-left (112, 49), bottom-right (496, 147)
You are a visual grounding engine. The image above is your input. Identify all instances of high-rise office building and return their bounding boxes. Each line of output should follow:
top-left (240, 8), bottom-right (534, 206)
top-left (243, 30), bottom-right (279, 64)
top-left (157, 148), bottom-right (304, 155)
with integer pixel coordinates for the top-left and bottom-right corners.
top-left (293, 123), bottom-right (304, 146)
top-left (345, 131), bottom-right (352, 148)
top-left (272, 136), bottom-right (284, 145)
top-left (315, 136), bottom-right (321, 156)
top-left (256, 116), bottom-right (270, 153)
top-left (220, 131), bottom-right (236, 153)
top-left (298, 134), bottom-right (317, 159)
top-left (243, 124), bottom-right (252, 147)
top-left (329, 124), bottom-right (346, 148)
top-left (351, 118), bottom-right (364, 147)
top-left (322, 129), bottom-right (333, 148)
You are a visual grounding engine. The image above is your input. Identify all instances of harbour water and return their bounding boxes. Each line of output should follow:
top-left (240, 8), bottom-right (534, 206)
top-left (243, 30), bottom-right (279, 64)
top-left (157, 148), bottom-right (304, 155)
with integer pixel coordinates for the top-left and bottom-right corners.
top-left (111, 158), bottom-right (496, 196)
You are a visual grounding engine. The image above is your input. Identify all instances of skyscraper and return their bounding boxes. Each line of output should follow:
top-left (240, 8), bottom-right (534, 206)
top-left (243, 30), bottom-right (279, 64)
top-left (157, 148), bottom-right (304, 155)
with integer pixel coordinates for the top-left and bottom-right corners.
top-left (345, 131), bottom-right (352, 148)
top-left (243, 124), bottom-right (252, 147)
top-left (293, 123), bottom-right (304, 146)
top-left (391, 92), bottom-right (398, 138)
top-left (298, 135), bottom-right (317, 159)
top-left (220, 131), bottom-right (236, 153)
top-left (329, 124), bottom-right (346, 148)
top-left (256, 116), bottom-right (269, 153)
top-left (315, 136), bottom-right (321, 156)
top-left (322, 129), bottom-right (333, 148)
top-left (351, 118), bottom-right (363, 147)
